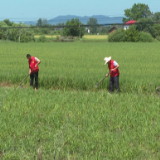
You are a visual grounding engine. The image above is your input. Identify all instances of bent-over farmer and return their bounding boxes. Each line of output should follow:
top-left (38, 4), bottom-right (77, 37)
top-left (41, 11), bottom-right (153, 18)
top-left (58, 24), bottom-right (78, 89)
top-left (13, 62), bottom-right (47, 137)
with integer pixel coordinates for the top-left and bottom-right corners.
top-left (26, 54), bottom-right (41, 90)
top-left (104, 56), bottom-right (120, 93)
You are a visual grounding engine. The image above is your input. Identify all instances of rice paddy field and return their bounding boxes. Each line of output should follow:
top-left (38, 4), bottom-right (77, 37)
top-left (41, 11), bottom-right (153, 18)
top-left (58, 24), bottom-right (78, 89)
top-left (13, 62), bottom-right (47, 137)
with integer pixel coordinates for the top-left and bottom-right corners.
top-left (0, 41), bottom-right (160, 159)
top-left (34, 35), bottom-right (58, 39)
top-left (82, 35), bottom-right (108, 40)
top-left (34, 35), bottom-right (108, 41)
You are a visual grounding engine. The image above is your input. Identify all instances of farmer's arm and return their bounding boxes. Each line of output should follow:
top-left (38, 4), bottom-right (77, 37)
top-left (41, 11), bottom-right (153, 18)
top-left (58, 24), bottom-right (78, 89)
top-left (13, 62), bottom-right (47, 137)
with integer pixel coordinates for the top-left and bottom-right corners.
top-left (27, 60), bottom-right (32, 74)
top-left (35, 57), bottom-right (41, 67)
top-left (106, 71), bottom-right (110, 77)
top-left (110, 61), bottom-right (119, 72)
top-left (113, 64), bottom-right (119, 70)
top-left (29, 68), bottom-right (31, 74)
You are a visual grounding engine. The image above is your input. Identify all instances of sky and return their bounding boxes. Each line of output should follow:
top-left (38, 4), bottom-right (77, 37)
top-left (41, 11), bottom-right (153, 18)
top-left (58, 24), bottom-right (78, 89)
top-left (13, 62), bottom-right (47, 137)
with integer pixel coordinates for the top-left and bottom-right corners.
top-left (0, 0), bottom-right (160, 22)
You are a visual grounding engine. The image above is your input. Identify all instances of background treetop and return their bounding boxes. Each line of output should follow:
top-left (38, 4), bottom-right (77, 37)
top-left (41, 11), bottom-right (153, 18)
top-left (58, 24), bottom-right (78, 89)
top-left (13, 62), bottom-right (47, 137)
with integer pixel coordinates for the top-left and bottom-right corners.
top-left (123, 3), bottom-right (152, 22)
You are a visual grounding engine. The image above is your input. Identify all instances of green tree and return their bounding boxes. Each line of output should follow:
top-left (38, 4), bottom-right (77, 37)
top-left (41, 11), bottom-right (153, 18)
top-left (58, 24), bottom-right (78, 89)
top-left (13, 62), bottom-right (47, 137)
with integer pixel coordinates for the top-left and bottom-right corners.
top-left (36, 18), bottom-right (48, 27)
top-left (154, 24), bottom-right (160, 37)
top-left (36, 18), bottom-right (50, 35)
top-left (123, 3), bottom-right (152, 22)
top-left (63, 18), bottom-right (85, 38)
top-left (153, 12), bottom-right (160, 22)
top-left (0, 21), bottom-right (8, 39)
top-left (8, 23), bottom-right (34, 42)
top-left (136, 18), bottom-right (156, 38)
top-left (0, 21), bottom-right (34, 42)
top-left (87, 18), bottom-right (99, 34)
top-left (56, 23), bottom-right (65, 26)
top-left (36, 18), bottom-right (43, 27)
top-left (0, 22), bottom-right (34, 42)
top-left (4, 19), bottom-right (13, 26)
top-left (54, 23), bottom-right (64, 35)
top-left (42, 19), bottom-right (48, 26)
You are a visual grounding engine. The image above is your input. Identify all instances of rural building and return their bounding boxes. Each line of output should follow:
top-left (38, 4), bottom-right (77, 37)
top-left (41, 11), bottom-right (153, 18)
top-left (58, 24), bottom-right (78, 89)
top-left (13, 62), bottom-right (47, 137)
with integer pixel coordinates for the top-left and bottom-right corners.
top-left (108, 26), bottom-right (123, 34)
top-left (124, 20), bottom-right (136, 30)
top-left (86, 27), bottom-right (90, 33)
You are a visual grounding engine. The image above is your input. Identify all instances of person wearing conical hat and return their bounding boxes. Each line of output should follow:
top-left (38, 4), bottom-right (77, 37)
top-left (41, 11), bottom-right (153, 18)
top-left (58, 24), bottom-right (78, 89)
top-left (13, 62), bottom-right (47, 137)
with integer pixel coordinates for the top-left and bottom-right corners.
top-left (104, 56), bottom-right (120, 93)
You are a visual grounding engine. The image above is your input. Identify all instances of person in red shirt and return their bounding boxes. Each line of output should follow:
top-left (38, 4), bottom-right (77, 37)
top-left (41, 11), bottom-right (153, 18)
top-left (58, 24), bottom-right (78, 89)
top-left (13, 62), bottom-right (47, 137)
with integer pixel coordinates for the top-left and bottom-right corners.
top-left (104, 56), bottom-right (120, 93)
top-left (26, 54), bottom-right (41, 90)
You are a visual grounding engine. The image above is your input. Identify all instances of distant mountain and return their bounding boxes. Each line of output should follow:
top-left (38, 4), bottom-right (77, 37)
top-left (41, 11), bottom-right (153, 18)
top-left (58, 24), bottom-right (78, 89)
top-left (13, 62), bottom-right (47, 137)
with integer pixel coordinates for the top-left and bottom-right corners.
top-left (23, 15), bottom-right (123, 25)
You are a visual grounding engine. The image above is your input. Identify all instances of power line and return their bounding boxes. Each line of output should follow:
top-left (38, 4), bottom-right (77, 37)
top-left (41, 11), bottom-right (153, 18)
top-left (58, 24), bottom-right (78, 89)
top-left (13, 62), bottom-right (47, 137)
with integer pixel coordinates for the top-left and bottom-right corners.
top-left (0, 22), bottom-right (159, 29)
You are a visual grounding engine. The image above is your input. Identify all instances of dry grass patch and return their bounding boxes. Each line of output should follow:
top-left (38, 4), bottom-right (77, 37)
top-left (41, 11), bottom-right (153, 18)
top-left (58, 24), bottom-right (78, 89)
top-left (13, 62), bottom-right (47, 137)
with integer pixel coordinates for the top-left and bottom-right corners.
top-left (34, 35), bottom-right (108, 40)
top-left (83, 35), bottom-right (108, 39)
top-left (34, 35), bottom-right (59, 38)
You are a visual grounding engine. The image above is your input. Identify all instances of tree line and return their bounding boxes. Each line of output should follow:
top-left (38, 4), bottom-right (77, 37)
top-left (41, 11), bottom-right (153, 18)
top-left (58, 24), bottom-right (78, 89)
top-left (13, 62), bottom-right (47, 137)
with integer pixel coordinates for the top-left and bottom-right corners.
top-left (108, 3), bottom-right (160, 42)
top-left (0, 3), bottom-right (160, 42)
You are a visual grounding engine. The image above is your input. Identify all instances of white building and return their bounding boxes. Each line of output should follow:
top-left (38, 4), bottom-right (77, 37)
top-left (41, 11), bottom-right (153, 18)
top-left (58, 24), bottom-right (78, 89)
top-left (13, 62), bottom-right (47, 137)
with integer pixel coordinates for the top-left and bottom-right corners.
top-left (124, 20), bottom-right (136, 30)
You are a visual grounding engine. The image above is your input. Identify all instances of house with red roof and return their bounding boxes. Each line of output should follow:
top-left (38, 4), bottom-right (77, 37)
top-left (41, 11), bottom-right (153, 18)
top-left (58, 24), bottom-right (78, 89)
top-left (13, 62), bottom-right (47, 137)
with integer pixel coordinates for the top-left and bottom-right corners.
top-left (124, 20), bottom-right (136, 30)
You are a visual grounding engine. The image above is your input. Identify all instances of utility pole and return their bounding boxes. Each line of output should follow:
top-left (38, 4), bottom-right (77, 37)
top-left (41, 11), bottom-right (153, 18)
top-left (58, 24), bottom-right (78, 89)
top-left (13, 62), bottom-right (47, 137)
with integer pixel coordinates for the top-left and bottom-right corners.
top-left (19, 28), bottom-right (21, 43)
top-left (79, 24), bottom-right (81, 40)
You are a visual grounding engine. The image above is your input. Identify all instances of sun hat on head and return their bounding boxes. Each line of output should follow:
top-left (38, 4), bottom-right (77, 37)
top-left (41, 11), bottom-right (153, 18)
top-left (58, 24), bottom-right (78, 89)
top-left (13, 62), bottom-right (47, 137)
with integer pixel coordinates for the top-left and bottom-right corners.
top-left (104, 56), bottom-right (111, 65)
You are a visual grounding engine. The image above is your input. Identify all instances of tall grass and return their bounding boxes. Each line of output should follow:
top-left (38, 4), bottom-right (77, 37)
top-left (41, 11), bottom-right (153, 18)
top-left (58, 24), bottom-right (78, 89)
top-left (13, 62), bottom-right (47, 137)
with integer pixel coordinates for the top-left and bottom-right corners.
top-left (0, 42), bottom-right (160, 93)
top-left (0, 42), bottom-right (160, 159)
top-left (0, 87), bottom-right (160, 159)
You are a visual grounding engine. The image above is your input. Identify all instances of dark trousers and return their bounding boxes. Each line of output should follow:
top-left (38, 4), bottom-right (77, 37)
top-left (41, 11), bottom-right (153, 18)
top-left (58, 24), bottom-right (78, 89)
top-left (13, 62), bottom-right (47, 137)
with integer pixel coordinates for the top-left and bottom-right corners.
top-left (109, 75), bottom-right (120, 93)
top-left (30, 72), bottom-right (38, 88)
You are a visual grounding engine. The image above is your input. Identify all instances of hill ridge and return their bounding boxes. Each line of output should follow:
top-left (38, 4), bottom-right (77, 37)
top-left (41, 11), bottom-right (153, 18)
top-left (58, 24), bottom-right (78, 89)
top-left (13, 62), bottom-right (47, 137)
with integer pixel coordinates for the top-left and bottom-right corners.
top-left (23, 15), bottom-right (123, 25)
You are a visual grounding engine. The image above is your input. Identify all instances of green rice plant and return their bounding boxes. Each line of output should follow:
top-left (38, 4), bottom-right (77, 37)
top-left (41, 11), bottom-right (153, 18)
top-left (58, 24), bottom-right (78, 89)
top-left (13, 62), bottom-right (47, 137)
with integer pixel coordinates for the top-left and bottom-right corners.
top-left (0, 41), bottom-right (160, 159)
top-left (0, 42), bottom-right (160, 93)
top-left (0, 87), bottom-right (160, 159)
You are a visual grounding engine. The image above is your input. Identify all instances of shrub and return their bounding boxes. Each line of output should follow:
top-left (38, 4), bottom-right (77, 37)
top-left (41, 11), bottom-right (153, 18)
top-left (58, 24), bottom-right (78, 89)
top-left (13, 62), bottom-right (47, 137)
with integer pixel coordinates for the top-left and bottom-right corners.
top-left (20, 28), bottom-right (34, 42)
top-left (125, 26), bottom-right (139, 42)
top-left (139, 32), bottom-right (154, 42)
top-left (156, 36), bottom-right (160, 41)
top-left (154, 24), bottom-right (160, 37)
top-left (56, 36), bottom-right (59, 40)
top-left (136, 18), bottom-right (157, 38)
top-left (108, 29), bottom-right (126, 42)
top-left (0, 23), bottom-right (34, 42)
top-left (37, 35), bottom-right (46, 42)
top-left (63, 18), bottom-right (85, 38)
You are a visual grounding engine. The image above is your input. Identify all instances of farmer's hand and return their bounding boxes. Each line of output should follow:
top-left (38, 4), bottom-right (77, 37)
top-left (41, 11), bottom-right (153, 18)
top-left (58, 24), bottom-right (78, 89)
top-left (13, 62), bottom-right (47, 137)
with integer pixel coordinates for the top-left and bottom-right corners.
top-left (110, 69), bottom-right (114, 72)
top-left (106, 73), bottom-right (109, 77)
top-left (29, 70), bottom-right (31, 74)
